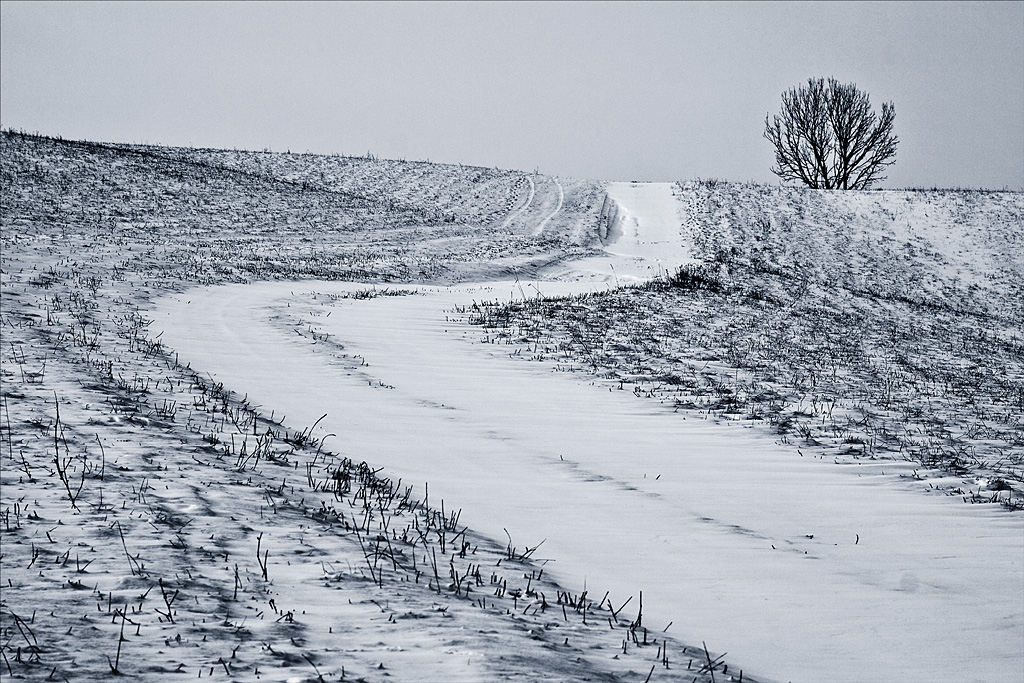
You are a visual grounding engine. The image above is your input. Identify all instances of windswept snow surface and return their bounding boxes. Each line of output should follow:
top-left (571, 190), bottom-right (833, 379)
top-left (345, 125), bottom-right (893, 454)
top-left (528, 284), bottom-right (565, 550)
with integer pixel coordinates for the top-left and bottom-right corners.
top-left (153, 183), bottom-right (1024, 683)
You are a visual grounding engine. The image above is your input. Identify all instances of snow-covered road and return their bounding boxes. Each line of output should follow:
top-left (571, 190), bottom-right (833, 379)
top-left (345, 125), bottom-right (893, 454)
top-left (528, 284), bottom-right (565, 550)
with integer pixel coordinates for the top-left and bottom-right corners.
top-left (151, 278), bottom-right (1023, 683)
top-left (149, 184), bottom-right (1022, 682)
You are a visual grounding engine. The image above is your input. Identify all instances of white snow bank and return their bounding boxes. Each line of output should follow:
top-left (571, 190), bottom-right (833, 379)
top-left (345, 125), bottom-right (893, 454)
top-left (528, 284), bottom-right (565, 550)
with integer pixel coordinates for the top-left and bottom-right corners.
top-left (152, 280), bottom-right (1024, 683)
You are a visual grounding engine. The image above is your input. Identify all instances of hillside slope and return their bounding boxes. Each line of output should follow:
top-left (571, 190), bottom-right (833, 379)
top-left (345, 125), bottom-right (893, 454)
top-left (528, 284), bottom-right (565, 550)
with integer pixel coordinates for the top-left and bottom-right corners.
top-left (2, 131), bottom-right (1021, 682)
top-left (1, 132), bottom-right (746, 682)
top-left (121, 141), bottom-right (608, 247)
top-left (483, 179), bottom-right (1024, 501)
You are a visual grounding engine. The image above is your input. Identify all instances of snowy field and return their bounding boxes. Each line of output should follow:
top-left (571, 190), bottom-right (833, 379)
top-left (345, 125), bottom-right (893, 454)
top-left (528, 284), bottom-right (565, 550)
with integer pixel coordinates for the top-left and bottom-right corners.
top-left (2, 132), bottom-right (1023, 682)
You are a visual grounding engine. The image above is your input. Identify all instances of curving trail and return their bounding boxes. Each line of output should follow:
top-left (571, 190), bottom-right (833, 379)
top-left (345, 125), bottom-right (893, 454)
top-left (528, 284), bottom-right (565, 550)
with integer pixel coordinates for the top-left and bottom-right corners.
top-left (534, 177), bottom-right (564, 235)
top-left (500, 175), bottom-right (535, 230)
top-left (152, 276), bottom-right (1024, 683)
top-left (499, 175), bottom-right (567, 237)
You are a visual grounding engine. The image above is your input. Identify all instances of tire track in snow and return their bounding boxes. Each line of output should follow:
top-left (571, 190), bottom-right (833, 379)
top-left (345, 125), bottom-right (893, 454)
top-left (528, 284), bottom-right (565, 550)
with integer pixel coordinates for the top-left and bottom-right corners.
top-left (500, 175), bottom-right (535, 230)
top-left (534, 177), bottom-right (564, 235)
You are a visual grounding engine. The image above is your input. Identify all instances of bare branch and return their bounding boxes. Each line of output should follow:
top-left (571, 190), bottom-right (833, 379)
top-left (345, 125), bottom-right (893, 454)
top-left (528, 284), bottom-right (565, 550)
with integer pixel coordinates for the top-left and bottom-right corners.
top-left (765, 78), bottom-right (897, 190)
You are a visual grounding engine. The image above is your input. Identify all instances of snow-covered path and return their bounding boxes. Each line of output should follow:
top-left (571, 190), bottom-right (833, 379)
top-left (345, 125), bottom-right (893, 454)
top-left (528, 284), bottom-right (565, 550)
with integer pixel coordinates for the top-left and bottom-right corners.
top-left (150, 183), bottom-right (1022, 682)
top-left (602, 182), bottom-right (687, 261)
top-left (534, 177), bottom-right (564, 235)
top-left (152, 279), bottom-right (1024, 683)
top-left (557, 181), bottom-right (692, 283)
top-left (500, 175), bottom-right (535, 230)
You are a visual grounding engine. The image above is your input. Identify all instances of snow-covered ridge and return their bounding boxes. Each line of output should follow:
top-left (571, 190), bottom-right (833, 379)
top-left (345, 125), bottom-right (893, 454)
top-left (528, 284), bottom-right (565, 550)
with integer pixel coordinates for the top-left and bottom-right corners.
top-left (670, 181), bottom-right (1024, 318)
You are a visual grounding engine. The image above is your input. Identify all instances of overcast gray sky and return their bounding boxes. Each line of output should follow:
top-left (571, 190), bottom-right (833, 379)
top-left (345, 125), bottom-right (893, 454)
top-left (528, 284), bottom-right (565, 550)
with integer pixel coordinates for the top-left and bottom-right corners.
top-left (2, 1), bottom-right (1022, 188)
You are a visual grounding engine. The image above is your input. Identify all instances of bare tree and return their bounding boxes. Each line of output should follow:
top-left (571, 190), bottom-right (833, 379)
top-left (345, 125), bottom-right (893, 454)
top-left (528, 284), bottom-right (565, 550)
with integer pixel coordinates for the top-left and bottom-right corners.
top-left (765, 78), bottom-right (898, 190)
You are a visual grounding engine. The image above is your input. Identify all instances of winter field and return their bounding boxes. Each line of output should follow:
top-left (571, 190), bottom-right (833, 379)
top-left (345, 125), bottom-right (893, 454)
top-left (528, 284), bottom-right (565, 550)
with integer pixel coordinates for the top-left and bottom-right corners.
top-left (1, 131), bottom-right (1022, 682)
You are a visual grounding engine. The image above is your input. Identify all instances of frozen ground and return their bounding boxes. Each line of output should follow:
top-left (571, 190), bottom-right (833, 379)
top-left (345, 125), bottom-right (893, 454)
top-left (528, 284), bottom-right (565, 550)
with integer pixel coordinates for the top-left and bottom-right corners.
top-left (3, 131), bottom-right (1023, 682)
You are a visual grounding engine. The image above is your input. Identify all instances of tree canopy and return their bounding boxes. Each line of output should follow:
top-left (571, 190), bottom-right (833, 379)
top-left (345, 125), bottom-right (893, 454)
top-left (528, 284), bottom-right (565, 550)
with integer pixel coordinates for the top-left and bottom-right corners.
top-left (765, 78), bottom-right (898, 190)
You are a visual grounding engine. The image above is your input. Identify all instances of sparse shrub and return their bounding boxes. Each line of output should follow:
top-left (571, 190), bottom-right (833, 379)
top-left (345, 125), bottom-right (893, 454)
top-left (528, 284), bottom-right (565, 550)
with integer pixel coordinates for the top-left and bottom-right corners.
top-left (666, 263), bottom-right (724, 292)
